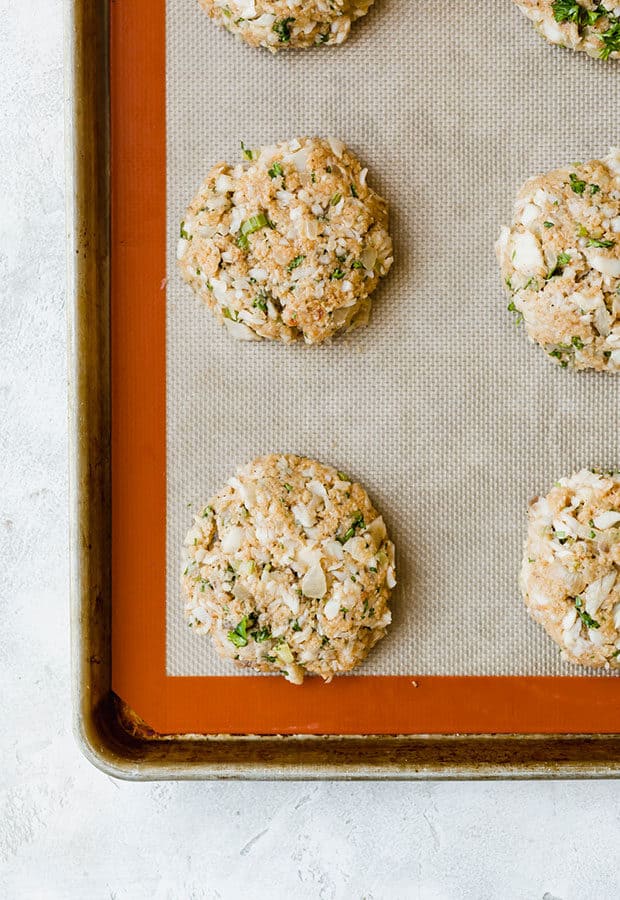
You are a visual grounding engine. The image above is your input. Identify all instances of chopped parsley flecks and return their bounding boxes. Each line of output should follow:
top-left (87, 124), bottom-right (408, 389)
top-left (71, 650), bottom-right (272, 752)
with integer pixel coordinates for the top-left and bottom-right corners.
top-left (549, 348), bottom-right (569, 368)
top-left (547, 251), bottom-right (571, 279)
top-left (551, 2), bottom-right (620, 62)
top-left (507, 300), bottom-right (524, 326)
top-left (228, 616), bottom-right (251, 648)
top-left (180, 221), bottom-right (191, 240)
top-left (252, 293), bottom-right (268, 314)
top-left (569, 172), bottom-right (586, 194)
top-left (268, 162), bottom-right (284, 179)
top-left (552, 1), bottom-right (605, 27)
top-left (600, 20), bottom-right (620, 59)
top-left (273, 16), bottom-right (294, 42)
top-left (253, 627), bottom-right (271, 643)
top-left (574, 596), bottom-right (600, 630)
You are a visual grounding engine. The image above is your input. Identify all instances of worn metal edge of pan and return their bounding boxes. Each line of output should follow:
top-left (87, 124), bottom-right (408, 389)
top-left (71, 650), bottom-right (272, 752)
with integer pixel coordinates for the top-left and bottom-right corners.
top-left (65, 0), bottom-right (620, 781)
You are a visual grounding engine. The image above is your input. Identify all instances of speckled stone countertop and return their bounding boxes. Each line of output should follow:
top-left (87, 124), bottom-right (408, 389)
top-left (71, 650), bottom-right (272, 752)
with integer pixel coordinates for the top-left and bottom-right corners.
top-left (1, 2), bottom-right (619, 898)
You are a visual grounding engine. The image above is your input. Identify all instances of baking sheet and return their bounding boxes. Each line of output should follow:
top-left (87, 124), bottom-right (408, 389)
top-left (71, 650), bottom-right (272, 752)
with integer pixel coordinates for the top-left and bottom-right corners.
top-left (165, 0), bottom-right (619, 678)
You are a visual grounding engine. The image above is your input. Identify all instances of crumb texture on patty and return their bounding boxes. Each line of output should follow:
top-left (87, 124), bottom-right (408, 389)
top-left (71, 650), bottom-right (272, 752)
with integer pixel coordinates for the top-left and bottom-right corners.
top-left (514, 1), bottom-right (620, 59)
top-left (196, 0), bottom-right (374, 50)
top-left (496, 149), bottom-right (620, 371)
top-left (521, 469), bottom-right (620, 670)
top-left (182, 454), bottom-right (396, 684)
top-left (177, 137), bottom-right (393, 345)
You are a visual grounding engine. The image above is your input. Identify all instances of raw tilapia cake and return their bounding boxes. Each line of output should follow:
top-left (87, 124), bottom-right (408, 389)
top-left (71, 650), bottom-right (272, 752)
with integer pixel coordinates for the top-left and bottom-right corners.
top-left (521, 469), bottom-right (620, 670)
top-left (496, 149), bottom-right (620, 371)
top-left (182, 454), bottom-right (396, 684)
top-left (177, 137), bottom-right (393, 344)
top-left (514, 1), bottom-right (620, 60)
top-left (196, 0), bottom-right (374, 51)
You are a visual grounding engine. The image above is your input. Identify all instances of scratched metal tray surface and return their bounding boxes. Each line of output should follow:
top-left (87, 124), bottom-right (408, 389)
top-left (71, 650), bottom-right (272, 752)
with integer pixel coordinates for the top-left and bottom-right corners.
top-left (66, 0), bottom-right (620, 779)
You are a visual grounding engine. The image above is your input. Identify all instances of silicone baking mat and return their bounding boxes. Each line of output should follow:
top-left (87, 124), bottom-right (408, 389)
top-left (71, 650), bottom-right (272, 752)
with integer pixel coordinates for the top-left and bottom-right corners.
top-left (111, 0), bottom-right (620, 734)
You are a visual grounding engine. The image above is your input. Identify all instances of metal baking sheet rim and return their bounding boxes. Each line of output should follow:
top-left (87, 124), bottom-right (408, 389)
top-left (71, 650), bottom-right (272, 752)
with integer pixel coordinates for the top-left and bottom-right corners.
top-left (65, 0), bottom-right (620, 780)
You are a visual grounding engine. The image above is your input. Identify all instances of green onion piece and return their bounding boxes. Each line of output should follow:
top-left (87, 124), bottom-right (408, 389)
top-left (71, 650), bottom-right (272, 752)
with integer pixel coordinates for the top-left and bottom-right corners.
top-left (287, 255), bottom-right (305, 272)
top-left (336, 511), bottom-right (365, 544)
top-left (241, 213), bottom-right (269, 237)
top-left (240, 141), bottom-right (256, 160)
top-left (586, 238), bottom-right (615, 249)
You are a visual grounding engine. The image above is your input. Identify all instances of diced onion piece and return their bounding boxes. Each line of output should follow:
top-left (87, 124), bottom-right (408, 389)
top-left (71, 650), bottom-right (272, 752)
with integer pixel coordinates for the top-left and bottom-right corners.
top-left (512, 231), bottom-right (544, 275)
top-left (276, 642), bottom-right (294, 665)
top-left (520, 203), bottom-right (540, 227)
top-left (282, 591), bottom-right (300, 615)
top-left (593, 511), bottom-right (620, 530)
top-left (292, 503), bottom-right (315, 528)
top-left (232, 0), bottom-right (256, 17)
top-left (587, 252), bottom-right (620, 277)
top-left (221, 526), bottom-right (244, 554)
top-left (366, 516), bottom-right (387, 549)
top-left (302, 563), bottom-right (327, 599)
top-left (223, 318), bottom-right (261, 341)
top-left (327, 136), bottom-right (344, 158)
top-left (323, 597), bottom-right (340, 620)
top-left (386, 566), bottom-right (397, 589)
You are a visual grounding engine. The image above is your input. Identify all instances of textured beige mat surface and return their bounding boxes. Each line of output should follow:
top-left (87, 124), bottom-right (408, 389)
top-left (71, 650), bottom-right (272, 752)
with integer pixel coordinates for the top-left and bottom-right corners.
top-left (166, 0), bottom-right (619, 676)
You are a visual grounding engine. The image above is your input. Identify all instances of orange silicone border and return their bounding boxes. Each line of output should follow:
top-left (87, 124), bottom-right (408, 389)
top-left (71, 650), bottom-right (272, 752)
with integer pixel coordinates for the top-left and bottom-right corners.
top-left (110, 0), bottom-right (619, 736)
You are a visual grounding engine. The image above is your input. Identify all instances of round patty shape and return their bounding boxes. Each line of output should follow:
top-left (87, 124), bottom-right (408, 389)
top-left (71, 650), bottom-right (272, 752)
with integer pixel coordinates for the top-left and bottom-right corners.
top-left (196, 0), bottom-right (374, 51)
top-left (496, 149), bottom-right (620, 371)
top-left (177, 137), bottom-right (393, 345)
top-left (521, 469), bottom-right (620, 670)
top-left (514, 1), bottom-right (620, 60)
top-left (182, 454), bottom-right (396, 684)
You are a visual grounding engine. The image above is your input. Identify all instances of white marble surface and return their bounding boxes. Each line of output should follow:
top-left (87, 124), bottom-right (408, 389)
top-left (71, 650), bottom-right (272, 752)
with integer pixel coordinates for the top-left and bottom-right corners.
top-left (1, 2), bottom-right (620, 898)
